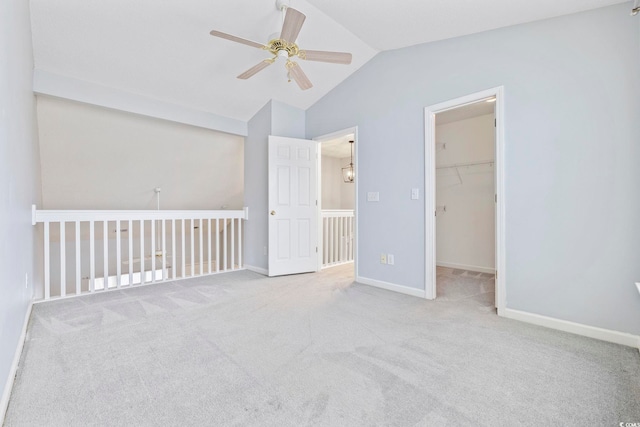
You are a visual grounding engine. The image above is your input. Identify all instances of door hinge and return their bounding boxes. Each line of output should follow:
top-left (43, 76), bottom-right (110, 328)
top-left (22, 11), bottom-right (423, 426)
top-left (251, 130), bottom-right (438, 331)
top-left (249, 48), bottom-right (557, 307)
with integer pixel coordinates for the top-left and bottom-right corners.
top-left (316, 200), bottom-right (318, 206)
top-left (316, 246), bottom-right (318, 253)
top-left (494, 118), bottom-right (497, 127)
top-left (495, 194), bottom-right (497, 203)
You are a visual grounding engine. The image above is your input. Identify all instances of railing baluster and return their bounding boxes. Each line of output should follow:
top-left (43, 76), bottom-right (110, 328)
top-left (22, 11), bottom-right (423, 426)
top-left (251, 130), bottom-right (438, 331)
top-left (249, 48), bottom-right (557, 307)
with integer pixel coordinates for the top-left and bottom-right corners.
top-left (60, 221), bottom-right (66, 298)
top-left (103, 221), bottom-right (108, 290)
top-left (75, 221), bottom-right (81, 295)
top-left (199, 218), bottom-right (203, 276)
top-left (223, 218), bottom-right (227, 271)
top-left (172, 219), bottom-right (176, 280)
top-left (128, 219), bottom-right (133, 286)
top-left (181, 219), bottom-right (185, 278)
top-left (350, 216), bottom-right (354, 261)
top-left (162, 219), bottom-right (167, 281)
top-left (151, 219), bottom-right (156, 283)
top-left (44, 222), bottom-right (50, 300)
top-left (340, 216), bottom-right (347, 262)
top-left (140, 220), bottom-right (145, 285)
top-left (323, 217), bottom-right (328, 266)
top-left (89, 221), bottom-right (95, 292)
top-left (207, 218), bottom-right (212, 274)
top-left (329, 217), bottom-right (334, 265)
top-left (116, 220), bottom-right (121, 288)
top-left (238, 218), bottom-right (242, 269)
top-left (231, 218), bottom-right (235, 270)
top-left (190, 219), bottom-right (195, 276)
top-left (215, 219), bottom-right (220, 273)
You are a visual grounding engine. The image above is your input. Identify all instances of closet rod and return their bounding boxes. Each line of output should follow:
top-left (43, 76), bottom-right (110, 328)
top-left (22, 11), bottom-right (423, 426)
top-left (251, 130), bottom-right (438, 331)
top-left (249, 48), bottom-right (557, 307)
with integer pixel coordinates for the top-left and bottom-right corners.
top-left (436, 160), bottom-right (494, 170)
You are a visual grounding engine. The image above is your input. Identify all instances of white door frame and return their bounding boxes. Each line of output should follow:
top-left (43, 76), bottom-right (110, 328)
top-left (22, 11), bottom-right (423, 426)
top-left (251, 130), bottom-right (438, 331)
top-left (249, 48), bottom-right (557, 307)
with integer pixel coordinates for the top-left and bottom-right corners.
top-left (313, 126), bottom-right (359, 278)
top-left (424, 87), bottom-right (506, 315)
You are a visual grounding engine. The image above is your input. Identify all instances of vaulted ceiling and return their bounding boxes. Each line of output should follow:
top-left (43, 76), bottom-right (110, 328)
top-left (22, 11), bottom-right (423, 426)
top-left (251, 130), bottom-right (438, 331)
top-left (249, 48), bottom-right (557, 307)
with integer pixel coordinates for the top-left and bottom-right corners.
top-left (30, 0), bottom-right (625, 124)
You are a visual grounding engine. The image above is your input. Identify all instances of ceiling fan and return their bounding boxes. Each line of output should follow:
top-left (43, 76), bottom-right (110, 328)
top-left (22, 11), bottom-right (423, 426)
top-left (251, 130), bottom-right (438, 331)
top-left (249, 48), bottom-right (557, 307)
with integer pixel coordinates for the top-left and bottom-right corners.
top-left (209, 0), bottom-right (352, 90)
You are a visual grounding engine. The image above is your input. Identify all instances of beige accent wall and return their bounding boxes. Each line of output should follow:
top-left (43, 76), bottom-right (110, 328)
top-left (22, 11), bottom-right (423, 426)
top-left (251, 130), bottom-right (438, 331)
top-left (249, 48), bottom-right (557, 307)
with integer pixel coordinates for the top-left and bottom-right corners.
top-left (37, 96), bottom-right (243, 210)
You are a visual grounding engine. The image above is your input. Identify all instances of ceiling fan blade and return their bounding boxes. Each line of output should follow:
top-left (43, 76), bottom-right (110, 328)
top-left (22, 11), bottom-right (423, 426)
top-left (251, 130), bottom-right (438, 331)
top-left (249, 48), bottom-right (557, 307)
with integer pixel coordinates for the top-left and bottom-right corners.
top-left (210, 30), bottom-right (265, 49)
top-left (237, 60), bottom-right (274, 80)
top-left (280, 7), bottom-right (306, 43)
top-left (299, 50), bottom-right (352, 64)
top-left (287, 61), bottom-right (313, 90)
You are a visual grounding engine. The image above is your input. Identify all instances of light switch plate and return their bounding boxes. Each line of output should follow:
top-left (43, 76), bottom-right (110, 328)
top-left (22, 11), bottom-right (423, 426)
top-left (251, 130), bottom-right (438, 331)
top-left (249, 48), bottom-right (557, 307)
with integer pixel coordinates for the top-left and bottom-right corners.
top-left (411, 188), bottom-right (419, 200)
top-left (367, 192), bottom-right (380, 202)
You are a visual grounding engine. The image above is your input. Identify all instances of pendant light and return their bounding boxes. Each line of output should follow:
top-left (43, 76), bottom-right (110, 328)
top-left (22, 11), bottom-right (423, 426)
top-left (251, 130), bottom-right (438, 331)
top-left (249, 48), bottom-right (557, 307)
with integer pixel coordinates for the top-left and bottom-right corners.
top-left (342, 140), bottom-right (355, 183)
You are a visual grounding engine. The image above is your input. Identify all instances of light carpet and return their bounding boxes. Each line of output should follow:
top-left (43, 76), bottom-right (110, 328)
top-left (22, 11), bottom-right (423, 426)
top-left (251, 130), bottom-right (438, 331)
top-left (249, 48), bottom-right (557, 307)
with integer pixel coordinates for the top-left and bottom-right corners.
top-left (4, 264), bottom-right (640, 426)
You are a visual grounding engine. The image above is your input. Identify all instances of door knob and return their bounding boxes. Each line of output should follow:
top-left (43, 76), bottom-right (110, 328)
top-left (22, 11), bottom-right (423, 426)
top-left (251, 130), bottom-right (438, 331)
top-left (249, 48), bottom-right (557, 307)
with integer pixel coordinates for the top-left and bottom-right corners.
top-left (270, 210), bottom-right (276, 215)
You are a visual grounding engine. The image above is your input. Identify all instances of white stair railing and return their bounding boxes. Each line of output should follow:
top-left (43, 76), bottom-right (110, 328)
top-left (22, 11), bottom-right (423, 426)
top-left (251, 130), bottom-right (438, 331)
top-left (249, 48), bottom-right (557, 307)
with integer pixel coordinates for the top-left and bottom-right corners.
top-left (322, 209), bottom-right (354, 268)
top-left (31, 205), bottom-right (248, 301)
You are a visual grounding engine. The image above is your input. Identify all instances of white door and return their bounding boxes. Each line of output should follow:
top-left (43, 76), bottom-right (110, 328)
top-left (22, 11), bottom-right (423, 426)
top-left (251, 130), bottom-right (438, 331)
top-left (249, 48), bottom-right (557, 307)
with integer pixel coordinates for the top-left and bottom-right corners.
top-left (268, 136), bottom-right (318, 277)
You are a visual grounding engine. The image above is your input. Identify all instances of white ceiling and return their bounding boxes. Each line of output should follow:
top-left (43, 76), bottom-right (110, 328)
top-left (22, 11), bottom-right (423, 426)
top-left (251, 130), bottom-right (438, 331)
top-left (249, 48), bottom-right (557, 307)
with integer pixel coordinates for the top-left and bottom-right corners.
top-left (306, 0), bottom-right (626, 50)
top-left (321, 134), bottom-right (355, 158)
top-left (30, 0), bottom-right (625, 125)
top-left (436, 100), bottom-right (495, 126)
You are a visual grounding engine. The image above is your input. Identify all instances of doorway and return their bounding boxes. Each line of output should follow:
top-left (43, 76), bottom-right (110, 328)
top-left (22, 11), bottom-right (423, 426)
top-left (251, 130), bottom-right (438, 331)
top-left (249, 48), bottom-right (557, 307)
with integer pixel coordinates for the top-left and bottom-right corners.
top-left (313, 127), bottom-right (358, 278)
top-left (424, 88), bottom-right (505, 314)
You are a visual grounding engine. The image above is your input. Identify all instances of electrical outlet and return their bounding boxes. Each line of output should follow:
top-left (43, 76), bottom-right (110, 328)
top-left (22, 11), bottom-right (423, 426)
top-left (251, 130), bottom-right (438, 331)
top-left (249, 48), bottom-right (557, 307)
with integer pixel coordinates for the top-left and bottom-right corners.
top-left (387, 254), bottom-right (394, 265)
top-left (380, 254), bottom-right (387, 264)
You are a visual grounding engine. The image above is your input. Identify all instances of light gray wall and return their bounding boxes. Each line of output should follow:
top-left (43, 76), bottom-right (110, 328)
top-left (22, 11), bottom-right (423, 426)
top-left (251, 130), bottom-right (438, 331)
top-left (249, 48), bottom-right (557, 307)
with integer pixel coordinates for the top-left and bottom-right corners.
top-left (322, 155), bottom-right (355, 210)
top-left (0, 0), bottom-right (43, 410)
top-left (436, 114), bottom-right (495, 271)
top-left (306, 4), bottom-right (640, 335)
top-left (37, 96), bottom-right (244, 210)
top-left (244, 102), bottom-right (272, 270)
top-left (244, 100), bottom-right (306, 271)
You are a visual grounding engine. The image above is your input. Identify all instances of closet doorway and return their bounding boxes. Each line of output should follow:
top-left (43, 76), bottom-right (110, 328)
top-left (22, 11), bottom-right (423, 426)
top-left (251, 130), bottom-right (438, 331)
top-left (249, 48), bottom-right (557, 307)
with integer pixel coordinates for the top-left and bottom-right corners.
top-left (424, 88), bottom-right (505, 314)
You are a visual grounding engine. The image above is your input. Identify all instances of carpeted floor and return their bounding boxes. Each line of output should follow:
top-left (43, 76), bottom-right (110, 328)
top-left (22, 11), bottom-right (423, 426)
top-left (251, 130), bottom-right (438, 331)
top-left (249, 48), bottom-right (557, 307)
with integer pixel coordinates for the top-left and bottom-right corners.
top-left (4, 264), bottom-right (640, 426)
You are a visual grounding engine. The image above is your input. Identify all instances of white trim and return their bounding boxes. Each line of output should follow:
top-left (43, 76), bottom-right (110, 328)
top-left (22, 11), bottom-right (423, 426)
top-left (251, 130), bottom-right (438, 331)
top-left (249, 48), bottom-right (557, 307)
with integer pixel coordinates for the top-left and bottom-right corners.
top-left (436, 262), bottom-right (495, 275)
top-left (313, 126), bottom-right (359, 279)
top-left (503, 308), bottom-right (640, 350)
top-left (321, 260), bottom-right (354, 270)
top-left (1, 302), bottom-right (33, 423)
top-left (244, 264), bottom-right (268, 276)
top-left (32, 206), bottom-right (246, 223)
top-left (33, 70), bottom-right (247, 136)
top-left (424, 86), bottom-right (506, 317)
top-left (356, 276), bottom-right (426, 298)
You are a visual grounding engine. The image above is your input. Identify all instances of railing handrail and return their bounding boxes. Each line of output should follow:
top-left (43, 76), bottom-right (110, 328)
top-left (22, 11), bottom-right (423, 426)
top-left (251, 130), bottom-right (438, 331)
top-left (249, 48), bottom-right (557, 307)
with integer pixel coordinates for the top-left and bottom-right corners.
top-left (32, 205), bottom-right (249, 225)
top-left (321, 209), bottom-right (354, 218)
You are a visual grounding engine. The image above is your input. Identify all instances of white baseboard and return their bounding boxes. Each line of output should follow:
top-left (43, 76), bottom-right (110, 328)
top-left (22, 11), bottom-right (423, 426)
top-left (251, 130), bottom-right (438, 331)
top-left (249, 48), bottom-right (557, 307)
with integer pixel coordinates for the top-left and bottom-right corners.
top-left (1, 301), bottom-right (33, 423)
top-left (356, 276), bottom-right (426, 298)
top-left (503, 308), bottom-right (640, 350)
top-left (436, 261), bottom-right (495, 275)
top-left (244, 264), bottom-right (268, 276)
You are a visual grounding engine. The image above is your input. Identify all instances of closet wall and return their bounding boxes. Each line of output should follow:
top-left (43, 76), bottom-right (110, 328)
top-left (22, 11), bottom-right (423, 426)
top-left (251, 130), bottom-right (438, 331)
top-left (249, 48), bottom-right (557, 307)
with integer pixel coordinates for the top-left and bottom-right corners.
top-left (436, 113), bottom-right (495, 273)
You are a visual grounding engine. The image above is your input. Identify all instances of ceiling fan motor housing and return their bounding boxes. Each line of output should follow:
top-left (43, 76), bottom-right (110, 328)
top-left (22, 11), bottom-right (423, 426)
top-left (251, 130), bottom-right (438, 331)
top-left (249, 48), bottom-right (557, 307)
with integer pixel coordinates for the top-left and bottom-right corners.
top-left (267, 39), bottom-right (299, 58)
